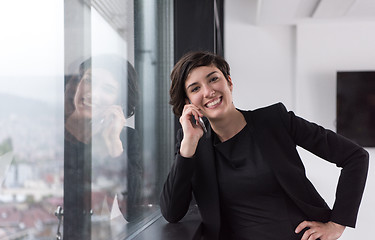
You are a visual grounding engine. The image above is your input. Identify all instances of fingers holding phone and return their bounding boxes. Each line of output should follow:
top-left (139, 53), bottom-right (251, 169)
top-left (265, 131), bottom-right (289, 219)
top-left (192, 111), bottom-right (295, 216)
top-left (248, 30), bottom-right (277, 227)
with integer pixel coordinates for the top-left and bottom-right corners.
top-left (180, 101), bottom-right (206, 134)
top-left (92, 105), bottom-right (126, 136)
top-left (179, 100), bottom-right (206, 157)
top-left (100, 105), bottom-right (126, 138)
top-left (94, 105), bottom-right (126, 157)
top-left (187, 99), bottom-right (207, 133)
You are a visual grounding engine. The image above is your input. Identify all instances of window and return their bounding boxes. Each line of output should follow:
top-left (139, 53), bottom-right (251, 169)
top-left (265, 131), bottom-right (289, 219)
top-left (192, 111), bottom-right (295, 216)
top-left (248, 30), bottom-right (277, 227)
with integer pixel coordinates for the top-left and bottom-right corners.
top-left (0, 0), bottom-right (174, 239)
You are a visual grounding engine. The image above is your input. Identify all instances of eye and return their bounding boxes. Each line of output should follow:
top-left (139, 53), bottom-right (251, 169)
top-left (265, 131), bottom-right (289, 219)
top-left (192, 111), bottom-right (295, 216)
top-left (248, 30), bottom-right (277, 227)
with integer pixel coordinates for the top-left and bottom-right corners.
top-left (191, 86), bottom-right (200, 93)
top-left (210, 76), bottom-right (219, 82)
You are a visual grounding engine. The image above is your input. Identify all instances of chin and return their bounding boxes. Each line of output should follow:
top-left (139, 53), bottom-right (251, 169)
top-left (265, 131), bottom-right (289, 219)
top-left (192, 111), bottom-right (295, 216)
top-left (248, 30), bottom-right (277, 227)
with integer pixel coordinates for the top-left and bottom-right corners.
top-left (76, 107), bottom-right (92, 119)
top-left (205, 110), bottom-right (224, 120)
top-left (206, 106), bottom-right (232, 119)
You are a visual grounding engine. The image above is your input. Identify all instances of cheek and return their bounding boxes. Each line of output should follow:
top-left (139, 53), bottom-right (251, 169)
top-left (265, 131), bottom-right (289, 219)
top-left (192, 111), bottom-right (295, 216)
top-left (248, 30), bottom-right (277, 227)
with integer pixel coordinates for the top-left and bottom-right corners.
top-left (78, 82), bottom-right (91, 96)
top-left (96, 93), bottom-right (118, 105)
top-left (224, 82), bottom-right (233, 93)
top-left (106, 95), bottom-right (119, 105)
top-left (188, 94), bottom-right (202, 105)
top-left (74, 84), bottom-right (85, 102)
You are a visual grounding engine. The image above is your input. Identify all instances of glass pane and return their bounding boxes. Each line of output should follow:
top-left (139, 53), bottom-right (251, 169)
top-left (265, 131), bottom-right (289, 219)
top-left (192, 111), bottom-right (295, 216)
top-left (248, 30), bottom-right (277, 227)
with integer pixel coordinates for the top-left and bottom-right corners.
top-left (90, 7), bottom-right (141, 238)
top-left (0, 1), bottom-right (64, 239)
top-left (0, 0), bottom-right (173, 239)
top-left (64, 0), bottom-right (174, 239)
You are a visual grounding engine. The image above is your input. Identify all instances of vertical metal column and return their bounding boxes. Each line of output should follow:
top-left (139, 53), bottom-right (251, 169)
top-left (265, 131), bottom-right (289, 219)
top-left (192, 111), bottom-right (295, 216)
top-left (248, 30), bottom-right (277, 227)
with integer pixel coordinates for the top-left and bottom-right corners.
top-left (134, 0), bottom-right (158, 203)
top-left (134, 0), bottom-right (175, 204)
top-left (64, 0), bottom-right (92, 239)
top-left (172, 0), bottom-right (225, 138)
top-left (155, 0), bottom-right (175, 201)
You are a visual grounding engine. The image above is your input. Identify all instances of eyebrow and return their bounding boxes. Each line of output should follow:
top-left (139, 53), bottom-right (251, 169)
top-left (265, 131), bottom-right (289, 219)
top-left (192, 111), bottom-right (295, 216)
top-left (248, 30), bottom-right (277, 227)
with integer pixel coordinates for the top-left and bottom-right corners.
top-left (186, 71), bottom-right (218, 90)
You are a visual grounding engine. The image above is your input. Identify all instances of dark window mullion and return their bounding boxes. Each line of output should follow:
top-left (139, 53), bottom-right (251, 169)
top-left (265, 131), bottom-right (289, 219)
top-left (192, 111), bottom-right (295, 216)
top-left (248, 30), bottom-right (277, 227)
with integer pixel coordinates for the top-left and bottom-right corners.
top-left (63, 1), bottom-right (92, 239)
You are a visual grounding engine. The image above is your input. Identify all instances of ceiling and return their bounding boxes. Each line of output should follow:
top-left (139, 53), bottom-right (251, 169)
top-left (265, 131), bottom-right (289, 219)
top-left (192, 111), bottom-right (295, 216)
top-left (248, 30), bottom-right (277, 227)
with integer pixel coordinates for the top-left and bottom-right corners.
top-left (232, 0), bottom-right (375, 25)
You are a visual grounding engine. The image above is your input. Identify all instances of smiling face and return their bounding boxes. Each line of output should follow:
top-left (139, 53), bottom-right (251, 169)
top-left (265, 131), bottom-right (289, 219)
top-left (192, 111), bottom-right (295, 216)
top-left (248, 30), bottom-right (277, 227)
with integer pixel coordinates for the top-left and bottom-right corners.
top-left (74, 68), bottom-right (120, 119)
top-left (185, 65), bottom-right (234, 120)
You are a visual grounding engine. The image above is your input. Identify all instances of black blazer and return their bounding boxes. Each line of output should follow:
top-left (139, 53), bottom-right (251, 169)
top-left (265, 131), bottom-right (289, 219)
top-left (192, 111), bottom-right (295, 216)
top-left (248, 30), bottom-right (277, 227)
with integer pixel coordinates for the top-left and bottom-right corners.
top-left (160, 103), bottom-right (369, 240)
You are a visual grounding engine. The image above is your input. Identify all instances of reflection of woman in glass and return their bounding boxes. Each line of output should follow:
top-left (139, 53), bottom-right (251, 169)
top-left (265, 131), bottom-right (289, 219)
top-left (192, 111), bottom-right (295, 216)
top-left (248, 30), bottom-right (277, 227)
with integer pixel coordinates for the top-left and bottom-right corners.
top-left (66, 56), bottom-right (138, 155)
top-left (64, 55), bottom-right (143, 238)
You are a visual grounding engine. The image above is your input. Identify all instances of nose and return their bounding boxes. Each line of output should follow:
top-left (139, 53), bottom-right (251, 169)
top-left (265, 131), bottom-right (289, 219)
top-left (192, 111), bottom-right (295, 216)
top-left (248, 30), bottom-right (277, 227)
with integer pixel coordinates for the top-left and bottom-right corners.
top-left (203, 84), bottom-right (215, 98)
top-left (91, 84), bottom-right (105, 104)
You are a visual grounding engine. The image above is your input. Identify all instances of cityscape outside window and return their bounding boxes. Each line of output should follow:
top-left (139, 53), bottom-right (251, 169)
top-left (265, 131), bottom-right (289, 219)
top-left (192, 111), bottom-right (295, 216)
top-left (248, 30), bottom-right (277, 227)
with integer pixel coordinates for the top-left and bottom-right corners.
top-left (0, 0), bottom-right (174, 239)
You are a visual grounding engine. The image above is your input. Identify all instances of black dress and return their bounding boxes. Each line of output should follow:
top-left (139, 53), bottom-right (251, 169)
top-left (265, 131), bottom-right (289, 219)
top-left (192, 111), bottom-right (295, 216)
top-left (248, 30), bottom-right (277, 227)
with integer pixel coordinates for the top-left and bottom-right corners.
top-left (213, 124), bottom-right (307, 240)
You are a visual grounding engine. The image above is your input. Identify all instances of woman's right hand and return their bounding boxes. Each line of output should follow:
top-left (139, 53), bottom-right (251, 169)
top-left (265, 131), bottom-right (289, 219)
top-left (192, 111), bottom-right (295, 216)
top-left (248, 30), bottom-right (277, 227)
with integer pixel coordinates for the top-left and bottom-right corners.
top-left (179, 101), bottom-right (204, 158)
top-left (92, 105), bottom-right (126, 157)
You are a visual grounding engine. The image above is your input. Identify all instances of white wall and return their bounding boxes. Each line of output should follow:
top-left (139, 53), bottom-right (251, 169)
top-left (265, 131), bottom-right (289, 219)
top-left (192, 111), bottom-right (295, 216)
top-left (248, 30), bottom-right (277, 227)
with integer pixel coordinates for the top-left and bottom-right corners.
top-left (225, 4), bottom-right (375, 240)
top-left (225, 21), bottom-right (296, 111)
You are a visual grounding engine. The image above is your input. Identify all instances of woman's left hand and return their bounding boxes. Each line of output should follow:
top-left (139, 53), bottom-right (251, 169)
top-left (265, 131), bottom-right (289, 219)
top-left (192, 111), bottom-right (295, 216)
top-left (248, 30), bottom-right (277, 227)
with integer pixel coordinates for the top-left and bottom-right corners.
top-left (295, 221), bottom-right (346, 240)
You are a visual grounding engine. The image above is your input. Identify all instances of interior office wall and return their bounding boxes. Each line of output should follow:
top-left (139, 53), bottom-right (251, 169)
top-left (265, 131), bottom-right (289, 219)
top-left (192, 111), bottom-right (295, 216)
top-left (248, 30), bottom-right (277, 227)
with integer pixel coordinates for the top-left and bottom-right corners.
top-left (295, 21), bottom-right (375, 240)
top-left (225, 4), bottom-right (375, 240)
top-left (224, 22), bottom-right (296, 111)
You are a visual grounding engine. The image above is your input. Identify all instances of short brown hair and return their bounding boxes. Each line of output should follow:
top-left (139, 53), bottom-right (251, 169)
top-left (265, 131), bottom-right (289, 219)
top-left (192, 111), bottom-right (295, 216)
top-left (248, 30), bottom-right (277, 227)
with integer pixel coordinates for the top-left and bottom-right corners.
top-left (169, 51), bottom-right (230, 116)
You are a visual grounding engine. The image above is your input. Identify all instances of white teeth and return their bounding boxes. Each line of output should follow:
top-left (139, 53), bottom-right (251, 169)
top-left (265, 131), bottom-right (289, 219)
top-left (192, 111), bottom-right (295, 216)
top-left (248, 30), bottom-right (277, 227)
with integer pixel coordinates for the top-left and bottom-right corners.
top-left (206, 98), bottom-right (221, 108)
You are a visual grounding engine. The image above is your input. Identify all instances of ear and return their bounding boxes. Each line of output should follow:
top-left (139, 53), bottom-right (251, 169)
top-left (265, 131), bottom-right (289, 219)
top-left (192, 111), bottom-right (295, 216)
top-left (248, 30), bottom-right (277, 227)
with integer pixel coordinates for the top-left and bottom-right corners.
top-left (227, 76), bottom-right (233, 91)
top-left (185, 98), bottom-right (190, 105)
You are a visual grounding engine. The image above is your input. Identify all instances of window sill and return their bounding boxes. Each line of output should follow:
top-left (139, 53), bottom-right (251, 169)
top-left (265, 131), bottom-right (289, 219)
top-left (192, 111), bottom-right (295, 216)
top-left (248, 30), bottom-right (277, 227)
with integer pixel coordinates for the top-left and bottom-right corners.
top-left (132, 205), bottom-right (202, 240)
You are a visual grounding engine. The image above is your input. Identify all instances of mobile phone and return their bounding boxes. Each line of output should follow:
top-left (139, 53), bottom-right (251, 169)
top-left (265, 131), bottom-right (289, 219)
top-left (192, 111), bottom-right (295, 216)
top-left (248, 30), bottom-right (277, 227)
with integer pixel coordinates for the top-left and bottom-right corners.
top-left (188, 99), bottom-right (207, 133)
top-left (198, 117), bottom-right (207, 133)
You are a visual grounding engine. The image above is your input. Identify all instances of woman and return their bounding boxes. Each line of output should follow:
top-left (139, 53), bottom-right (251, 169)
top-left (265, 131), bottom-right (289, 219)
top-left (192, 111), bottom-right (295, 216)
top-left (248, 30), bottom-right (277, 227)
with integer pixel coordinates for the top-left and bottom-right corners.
top-left (64, 55), bottom-right (143, 238)
top-left (160, 51), bottom-right (369, 240)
